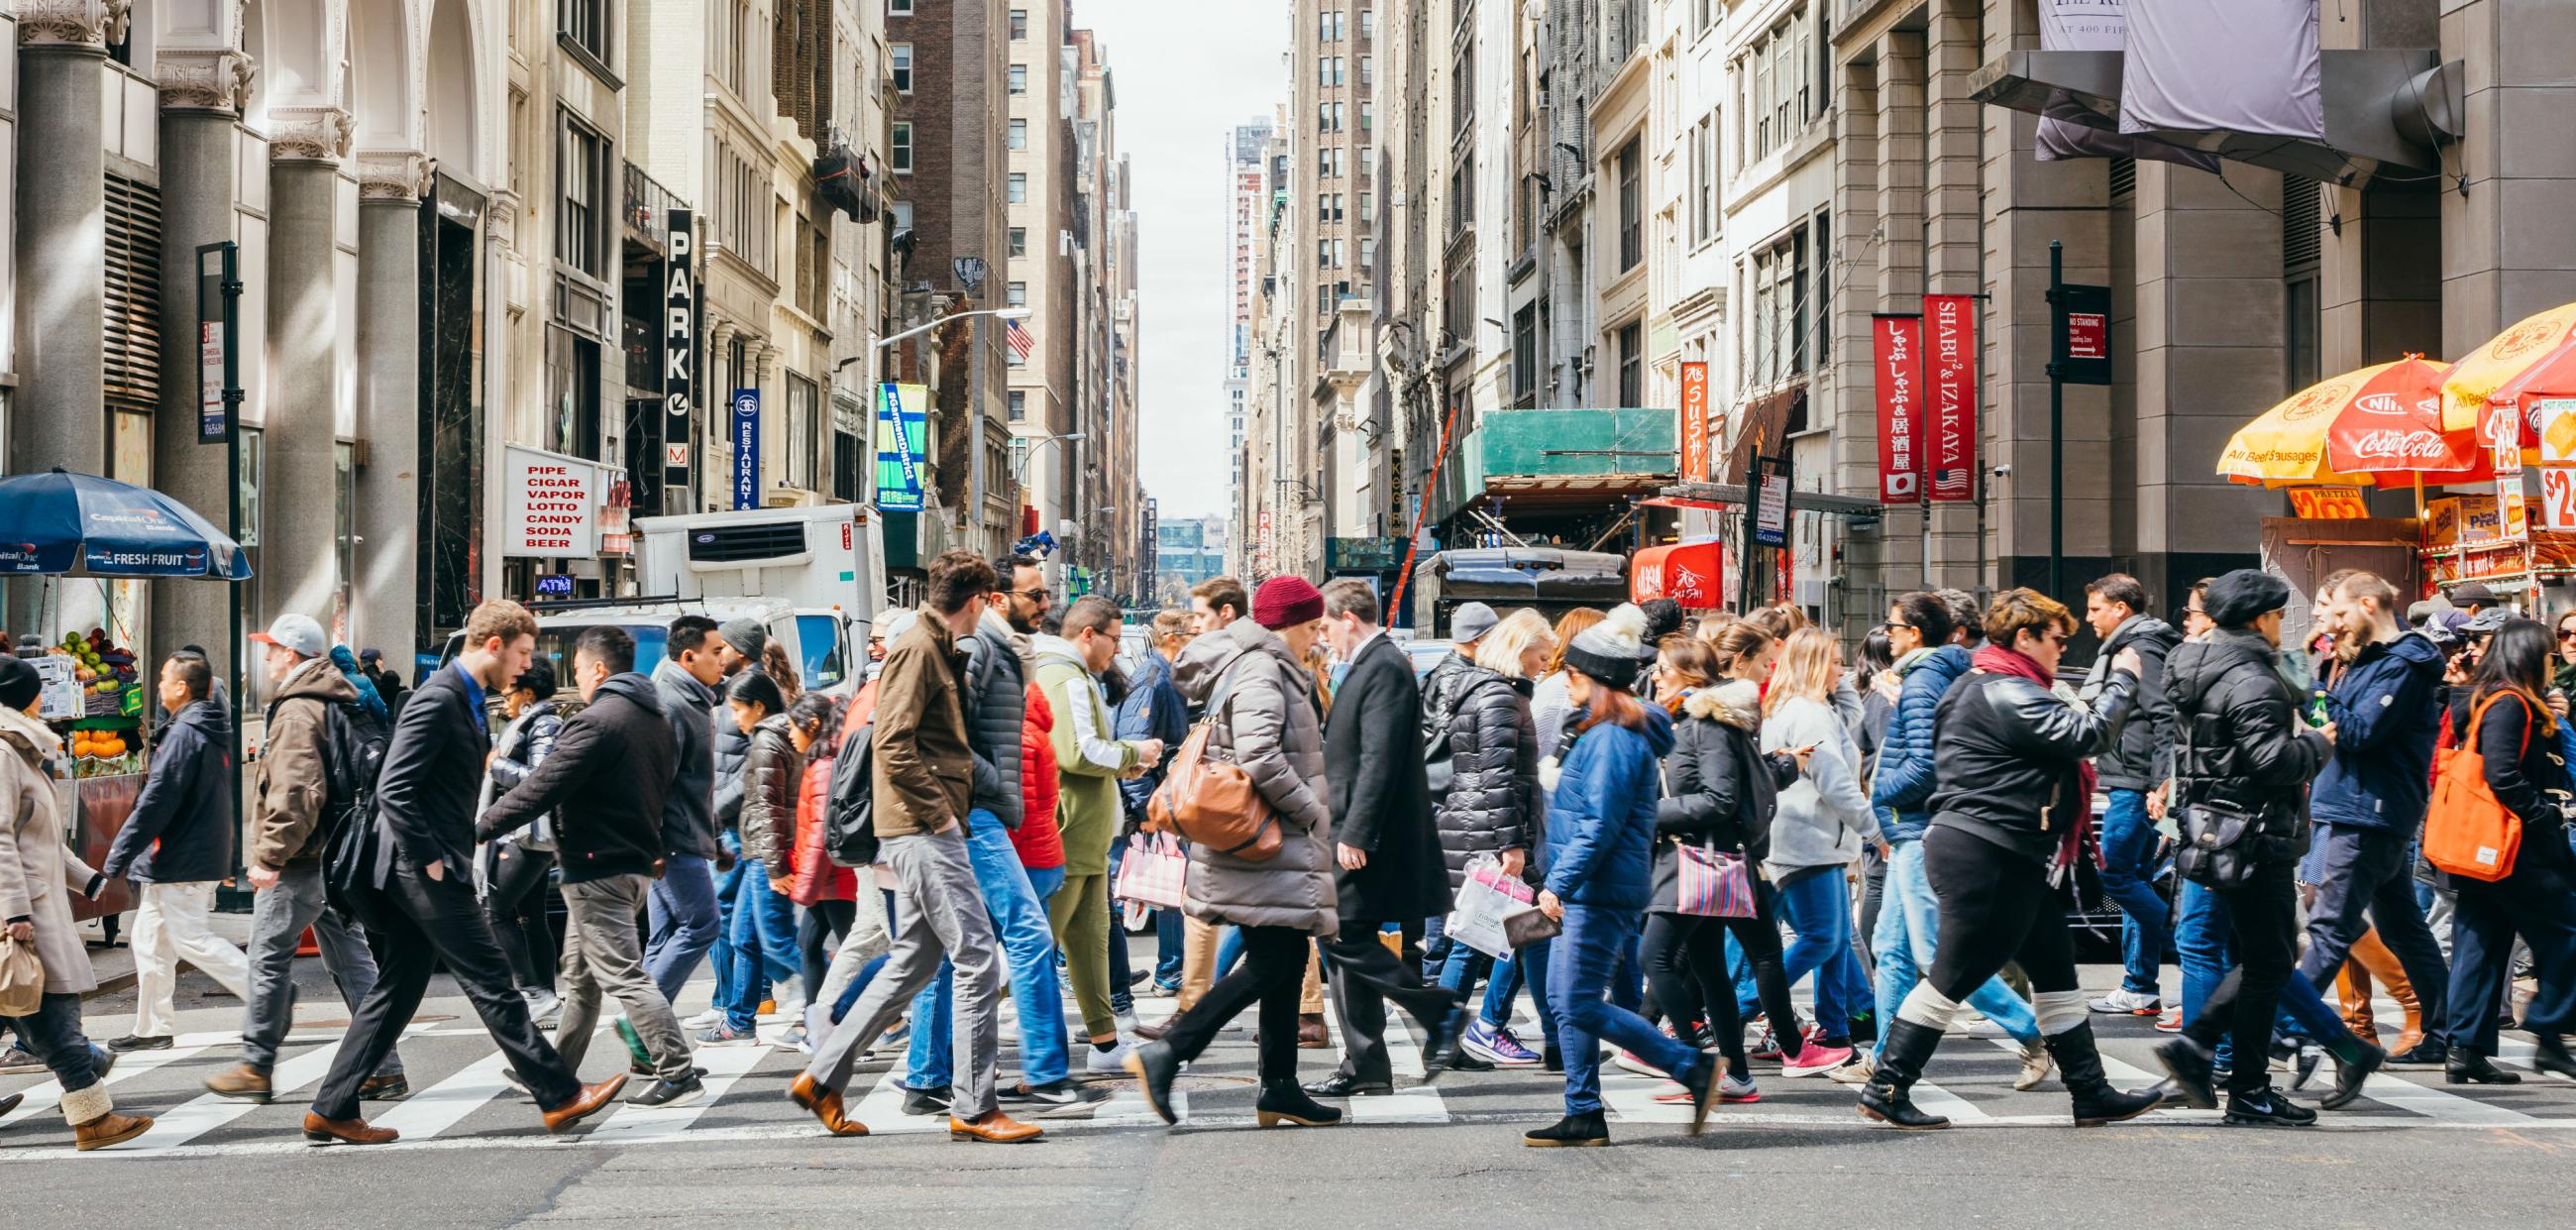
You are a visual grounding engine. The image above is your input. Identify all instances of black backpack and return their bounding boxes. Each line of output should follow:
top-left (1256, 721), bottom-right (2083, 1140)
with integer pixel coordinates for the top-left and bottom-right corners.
top-left (824, 718), bottom-right (879, 867)
top-left (296, 697), bottom-right (392, 928)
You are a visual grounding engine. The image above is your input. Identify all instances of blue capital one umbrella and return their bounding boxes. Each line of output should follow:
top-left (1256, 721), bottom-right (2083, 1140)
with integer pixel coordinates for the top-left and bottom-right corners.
top-left (0, 468), bottom-right (252, 580)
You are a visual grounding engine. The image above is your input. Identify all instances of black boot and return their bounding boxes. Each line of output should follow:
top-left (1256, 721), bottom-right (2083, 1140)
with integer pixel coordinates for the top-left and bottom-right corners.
top-left (2318, 1037), bottom-right (2384, 1111)
top-left (1255, 1080), bottom-right (1344, 1127)
top-left (1522, 1108), bottom-right (1609, 1147)
top-left (1856, 1019), bottom-right (1950, 1130)
top-left (2532, 1034), bottom-right (2576, 1080)
top-left (2445, 1045), bottom-right (2522, 1085)
top-left (1126, 1040), bottom-right (1183, 1125)
top-left (2152, 1036), bottom-right (2219, 1111)
top-left (2049, 1024), bottom-right (2165, 1127)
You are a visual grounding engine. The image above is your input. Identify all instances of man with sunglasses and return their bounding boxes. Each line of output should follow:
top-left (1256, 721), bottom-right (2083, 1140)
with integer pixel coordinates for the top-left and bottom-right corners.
top-left (897, 554), bottom-right (1092, 1113)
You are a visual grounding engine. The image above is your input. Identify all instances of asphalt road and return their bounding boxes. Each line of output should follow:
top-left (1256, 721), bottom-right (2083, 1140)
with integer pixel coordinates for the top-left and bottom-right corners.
top-left (9, 946), bottom-right (2575, 1229)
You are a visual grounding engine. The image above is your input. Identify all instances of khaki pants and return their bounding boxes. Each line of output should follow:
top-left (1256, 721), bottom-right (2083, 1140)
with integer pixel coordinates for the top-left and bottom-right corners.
top-left (1179, 914), bottom-right (1323, 1015)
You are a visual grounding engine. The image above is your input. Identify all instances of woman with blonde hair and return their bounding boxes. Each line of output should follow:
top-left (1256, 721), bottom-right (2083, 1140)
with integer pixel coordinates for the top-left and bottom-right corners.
top-left (1434, 609), bottom-right (1557, 1067)
top-left (1758, 629), bottom-right (1881, 1073)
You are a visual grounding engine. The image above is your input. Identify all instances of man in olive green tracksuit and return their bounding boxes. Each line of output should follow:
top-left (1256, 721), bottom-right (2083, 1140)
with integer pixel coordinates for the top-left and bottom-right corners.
top-left (1030, 596), bottom-right (1163, 1071)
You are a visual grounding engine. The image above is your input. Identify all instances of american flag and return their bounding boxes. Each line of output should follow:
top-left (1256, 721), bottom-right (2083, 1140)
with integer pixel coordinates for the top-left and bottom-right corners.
top-left (1004, 319), bottom-right (1036, 361)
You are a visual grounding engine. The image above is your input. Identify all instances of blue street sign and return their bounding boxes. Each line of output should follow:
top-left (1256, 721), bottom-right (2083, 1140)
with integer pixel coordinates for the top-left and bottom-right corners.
top-left (731, 389), bottom-right (761, 510)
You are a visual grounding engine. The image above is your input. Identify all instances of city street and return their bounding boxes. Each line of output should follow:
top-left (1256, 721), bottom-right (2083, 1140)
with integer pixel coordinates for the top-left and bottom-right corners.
top-left (10, 946), bottom-right (2576, 1228)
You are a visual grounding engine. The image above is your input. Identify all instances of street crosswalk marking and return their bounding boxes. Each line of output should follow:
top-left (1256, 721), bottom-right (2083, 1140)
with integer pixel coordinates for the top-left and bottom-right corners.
top-left (586, 1043), bottom-right (772, 1143)
top-left (0, 1039), bottom-right (215, 1129)
top-left (2356, 1071), bottom-right (2540, 1125)
top-left (370, 1051), bottom-right (517, 1141)
top-left (96, 1034), bottom-right (351, 1154)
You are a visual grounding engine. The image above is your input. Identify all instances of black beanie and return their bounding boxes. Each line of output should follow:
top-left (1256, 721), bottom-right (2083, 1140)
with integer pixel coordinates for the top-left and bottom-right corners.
top-left (2204, 569), bottom-right (2293, 629)
top-left (0, 654), bottom-right (39, 713)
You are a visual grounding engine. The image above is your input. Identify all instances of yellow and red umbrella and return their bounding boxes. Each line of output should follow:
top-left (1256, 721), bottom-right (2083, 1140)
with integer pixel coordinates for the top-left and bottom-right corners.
top-left (2218, 357), bottom-right (2494, 488)
top-left (2440, 302), bottom-right (2576, 435)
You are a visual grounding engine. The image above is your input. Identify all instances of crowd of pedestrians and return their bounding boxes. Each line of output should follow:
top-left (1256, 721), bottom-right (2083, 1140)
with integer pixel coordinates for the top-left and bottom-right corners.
top-left (7, 554), bottom-right (2576, 1151)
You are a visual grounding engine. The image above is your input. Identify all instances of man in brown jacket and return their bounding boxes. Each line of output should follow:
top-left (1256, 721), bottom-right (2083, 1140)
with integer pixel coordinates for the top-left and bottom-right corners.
top-left (202, 615), bottom-right (407, 1103)
top-left (791, 550), bottom-right (1041, 1145)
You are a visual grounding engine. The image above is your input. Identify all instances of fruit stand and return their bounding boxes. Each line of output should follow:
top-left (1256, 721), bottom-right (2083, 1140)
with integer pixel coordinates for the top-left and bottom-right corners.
top-left (0, 467), bottom-right (252, 925)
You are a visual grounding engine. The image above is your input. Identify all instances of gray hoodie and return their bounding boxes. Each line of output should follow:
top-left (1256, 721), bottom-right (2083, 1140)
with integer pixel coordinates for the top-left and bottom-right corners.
top-left (1760, 693), bottom-right (1880, 878)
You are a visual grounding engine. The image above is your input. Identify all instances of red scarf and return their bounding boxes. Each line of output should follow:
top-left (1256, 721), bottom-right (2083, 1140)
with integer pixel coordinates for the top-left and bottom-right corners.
top-left (1972, 643), bottom-right (2097, 879)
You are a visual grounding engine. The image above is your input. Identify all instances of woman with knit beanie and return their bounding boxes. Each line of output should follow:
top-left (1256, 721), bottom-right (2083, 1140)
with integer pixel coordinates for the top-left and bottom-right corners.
top-left (0, 655), bottom-right (156, 1149)
top-left (1525, 605), bottom-right (1722, 1147)
top-left (1127, 577), bottom-right (1348, 1129)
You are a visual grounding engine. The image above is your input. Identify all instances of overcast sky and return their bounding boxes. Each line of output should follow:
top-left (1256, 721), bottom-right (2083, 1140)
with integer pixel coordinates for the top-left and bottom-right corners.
top-left (1079, 0), bottom-right (1289, 523)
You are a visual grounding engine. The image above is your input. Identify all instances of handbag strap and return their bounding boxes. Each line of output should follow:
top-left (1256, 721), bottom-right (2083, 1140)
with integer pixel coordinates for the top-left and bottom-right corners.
top-left (2463, 689), bottom-right (2536, 762)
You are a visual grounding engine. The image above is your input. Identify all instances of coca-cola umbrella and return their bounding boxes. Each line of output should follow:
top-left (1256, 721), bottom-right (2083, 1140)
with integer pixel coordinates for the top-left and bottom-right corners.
top-left (2217, 357), bottom-right (2495, 494)
top-left (2439, 301), bottom-right (2576, 435)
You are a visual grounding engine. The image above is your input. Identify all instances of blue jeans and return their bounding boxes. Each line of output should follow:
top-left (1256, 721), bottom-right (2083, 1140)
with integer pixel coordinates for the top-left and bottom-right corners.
top-left (1217, 922), bottom-right (1247, 978)
top-left (1774, 868), bottom-right (1861, 1036)
top-left (1871, 839), bottom-right (2040, 1057)
top-left (906, 812), bottom-right (1071, 1089)
top-left (2098, 789), bottom-right (2170, 996)
top-left (2301, 822), bottom-right (2449, 1046)
top-left (1437, 940), bottom-right (1525, 1029)
top-left (2176, 876), bottom-right (2237, 1065)
top-left (1153, 908), bottom-right (1186, 985)
top-left (645, 852), bottom-right (724, 1004)
top-left (719, 859), bottom-right (803, 1030)
top-left (708, 831), bottom-right (748, 1015)
top-left (1551, 904), bottom-right (1703, 1115)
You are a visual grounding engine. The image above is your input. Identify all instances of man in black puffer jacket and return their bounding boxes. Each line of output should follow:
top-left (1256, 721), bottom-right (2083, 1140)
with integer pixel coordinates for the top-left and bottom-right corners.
top-left (481, 625), bottom-right (698, 1107)
top-left (2150, 570), bottom-right (2362, 1127)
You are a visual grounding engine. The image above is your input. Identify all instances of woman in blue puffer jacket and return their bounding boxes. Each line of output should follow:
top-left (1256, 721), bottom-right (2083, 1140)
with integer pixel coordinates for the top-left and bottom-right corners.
top-left (1526, 605), bottom-right (1716, 1149)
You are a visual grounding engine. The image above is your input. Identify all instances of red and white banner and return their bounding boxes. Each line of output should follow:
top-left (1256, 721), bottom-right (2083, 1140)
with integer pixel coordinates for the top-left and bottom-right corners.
top-left (1873, 315), bottom-right (1923, 504)
top-left (1923, 293), bottom-right (1979, 503)
top-left (1679, 361), bottom-right (1711, 483)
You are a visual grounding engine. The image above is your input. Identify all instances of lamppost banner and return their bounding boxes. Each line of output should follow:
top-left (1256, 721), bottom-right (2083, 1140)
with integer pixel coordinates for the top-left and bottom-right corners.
top-left (1873, 314), bottom-right (1923, 504)
top-left (731, 390), bottom-right (761, 510)
top-left (1924, 293), bottom-right (1979, 503)
top-left (874, 382), bottom-right (928, 512)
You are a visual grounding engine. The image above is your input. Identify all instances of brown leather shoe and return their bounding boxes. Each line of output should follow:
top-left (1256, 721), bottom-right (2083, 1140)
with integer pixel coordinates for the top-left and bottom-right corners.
top-left (1131, 1019), bottom-right (1171, 1042)
top-left (540, 1074), bottom-right (629, 1133)
top-left (788, 1072), bottom-right (867, 1136)
top-left (73, 1111), bottom-right (154, 1151)
top-left (358, 1073), bottom-right (411, 1101)
top-left (949, 1109), bottom-right (1043, 1143)
top-left (300, 1112), bottom-right (397, 1146)
top-left (1298, 1013), bottom-right (1330, 1050)
top-left (202, 1062), bottom-right (272, 1103)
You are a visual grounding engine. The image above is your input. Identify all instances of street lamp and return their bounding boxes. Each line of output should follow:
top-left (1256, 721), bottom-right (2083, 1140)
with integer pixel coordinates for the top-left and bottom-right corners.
top-left (876, 304), bottom-right (1031, 351)
top-left (1012, 430), bottom-right (1088, 484)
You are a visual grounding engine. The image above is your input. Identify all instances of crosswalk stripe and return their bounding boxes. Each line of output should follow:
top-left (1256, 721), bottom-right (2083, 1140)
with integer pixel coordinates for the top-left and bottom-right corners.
top-left (1905, 1077), bottom-right (1994, 1123)
top-left (2494, 1040), bottom-right (2575, 1080)
top-left (2357, 1071), bottom-right (2541, 1124)
top-left (845, 1064), bottom-right (946, 1134)
top-left (586, 1044), bottom-right (773, 1143)
top-left (96, 1032), bottom-right (362, 1154)
top-left (369, 1051), bottom-right (518, 1142)
top-left (0, 1041), bottom-right (213, 1128)
top-left (1351, 1015), bottom-right (1449, 1123)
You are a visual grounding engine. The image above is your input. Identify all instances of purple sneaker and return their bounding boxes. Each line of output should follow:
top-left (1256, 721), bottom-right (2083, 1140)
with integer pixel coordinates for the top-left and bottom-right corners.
top-left (1460, 1019), bottom-right (1542, 1067)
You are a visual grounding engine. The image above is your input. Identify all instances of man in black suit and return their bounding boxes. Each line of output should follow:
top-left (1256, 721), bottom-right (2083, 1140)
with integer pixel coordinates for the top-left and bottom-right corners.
top-left (1305, 579), bottom-right (1464, 1099)
top-left (303, 601), bottom-right (626, 1145)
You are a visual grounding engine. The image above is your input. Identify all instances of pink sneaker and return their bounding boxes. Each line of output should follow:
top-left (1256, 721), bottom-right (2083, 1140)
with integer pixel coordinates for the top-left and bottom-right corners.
top-left (1780, 1040), bottom-right (1856, 1077)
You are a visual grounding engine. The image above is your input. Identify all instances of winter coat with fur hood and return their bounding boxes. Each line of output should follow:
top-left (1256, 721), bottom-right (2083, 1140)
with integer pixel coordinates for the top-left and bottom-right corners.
top-left (1650, 680), bottom-right (1797, 913)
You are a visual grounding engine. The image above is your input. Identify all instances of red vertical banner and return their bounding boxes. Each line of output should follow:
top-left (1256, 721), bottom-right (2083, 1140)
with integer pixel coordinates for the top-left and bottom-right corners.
top-left (1874, 314), bottom-right (1924, 504)
top-left (1923, 293), bottom-right (1979, 502)
top-left (1679, 361), bottom-right (1710, 482)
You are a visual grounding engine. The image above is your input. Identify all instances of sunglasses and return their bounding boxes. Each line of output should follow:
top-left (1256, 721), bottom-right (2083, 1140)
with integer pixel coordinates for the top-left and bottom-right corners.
top-left (1010, 588), bottom-right (1051, 603)
top-left (1883, 620), bottom-right (1914, 632)
top-left (2558, 629), bottom-right (2576, 643)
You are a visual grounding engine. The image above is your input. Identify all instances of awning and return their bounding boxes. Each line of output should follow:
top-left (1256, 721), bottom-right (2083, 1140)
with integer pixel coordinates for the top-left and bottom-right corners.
top-left (1633, 540), bottom-right (1726, 609)
top-left (1727, 387), bottom-right (1803, 477)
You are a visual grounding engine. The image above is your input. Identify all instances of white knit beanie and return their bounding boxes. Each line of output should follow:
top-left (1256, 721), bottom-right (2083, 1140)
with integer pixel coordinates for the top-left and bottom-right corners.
top-left (1562, 603), bottom-right (1651, 687)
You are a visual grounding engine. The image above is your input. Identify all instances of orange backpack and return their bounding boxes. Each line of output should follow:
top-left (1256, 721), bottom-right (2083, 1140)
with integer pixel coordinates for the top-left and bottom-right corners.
top-left (2422, 690), bottom-right (2537, 882)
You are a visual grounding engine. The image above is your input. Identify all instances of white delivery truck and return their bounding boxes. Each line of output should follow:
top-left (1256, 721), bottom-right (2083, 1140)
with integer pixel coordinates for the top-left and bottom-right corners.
top-left (440, 503), bottom-right (885, 699)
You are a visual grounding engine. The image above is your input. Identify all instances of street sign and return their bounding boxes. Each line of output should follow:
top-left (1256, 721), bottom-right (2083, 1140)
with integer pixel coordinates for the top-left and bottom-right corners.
top-left (1679, 361), bottom-right (1710, 483)
top-left (730, 389), bottom-right (761, 510)
top-left (2051, 281), bottom-right (2113, 387)
top-left (501, 445), bottom-right (601, 558)
top-left (1753, 457), bottom-right (1791, 548)
top-left (535, 574), bottom-right (576, 598)
top-left (666, 210), bottom-right (697, 494)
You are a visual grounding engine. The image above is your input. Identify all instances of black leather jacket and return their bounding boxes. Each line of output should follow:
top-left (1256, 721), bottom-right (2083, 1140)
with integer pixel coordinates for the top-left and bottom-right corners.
top-left (2165, 629), bottom-right (2331, 859)
top-left (1926, 663), bottom-right (2136, 862)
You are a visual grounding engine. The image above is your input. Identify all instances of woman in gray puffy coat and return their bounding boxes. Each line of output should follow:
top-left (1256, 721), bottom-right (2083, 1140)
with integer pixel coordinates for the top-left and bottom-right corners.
top-left (1431, 610), bottom-right (1555, 1067)
top-left (1127, 578), bottom-right (1343, 1130)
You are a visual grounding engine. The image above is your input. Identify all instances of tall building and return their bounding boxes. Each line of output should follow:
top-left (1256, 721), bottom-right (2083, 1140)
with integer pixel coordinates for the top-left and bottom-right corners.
top-left (1006, 1), bottom-right (1077, 585)
top-left (1223, 117), bottom-right (1271, 547)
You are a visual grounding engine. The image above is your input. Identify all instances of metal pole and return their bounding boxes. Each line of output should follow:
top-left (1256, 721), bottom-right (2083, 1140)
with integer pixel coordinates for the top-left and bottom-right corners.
top-left (2047, 240), bottom-right (2065, 603)
top-left (201, 241), bottom-right (246, 894)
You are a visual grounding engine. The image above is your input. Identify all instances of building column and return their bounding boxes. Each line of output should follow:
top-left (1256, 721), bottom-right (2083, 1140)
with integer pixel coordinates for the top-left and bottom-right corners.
top-left (2439, 0), bottom-right (2576, 354)
top-left (1831, 51), bottom-right (1887, 606)
top-left (5, 9), bottom-right (113, 637)
top-left (263, 111), bottom-right (353, 628)
top-left (150, 45), bottom-right (256, 677)
top-left (1923, 0), bottom-right (1985, 590)
top-left (356, 153), bottom-right (426, 664)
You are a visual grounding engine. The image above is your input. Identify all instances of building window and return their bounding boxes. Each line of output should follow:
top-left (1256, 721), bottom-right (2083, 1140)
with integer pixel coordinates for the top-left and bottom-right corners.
top-left (1358, 236), bottom-right (1375, 273)
top-left (891, 44), bottom-right (912, 93)
top-left (1616, 137), bottom-right (1642, 273)
top-left (1008, 280), bottom-right (1028, 307)
top-left (545, 326), bottom-right (604, 460)
top-left (1010, 7), bottom-right (1027, 39)
top-left (1008, 172), bottom-right (1027, 203)
top-left (2284, 175), bottom-right (2322, 393)
top-left (1616, 321), bottom-right (1644, 407)
top-left (1746, 5), bottom-right (1817, 163)
top-left (1321, 8), bottom-right (1342, 41)
top-left (1360, 55), bottom-right (1373, 89)
top-left (1009, 118), bottom-right (1027, 150)
top-left (1512, 304), bottom-right (1538, 405)
top-left (1449, 155), bottom-right (1474, 238)
top-left (1009, 227), bottom-right (1027, 257)
top-left (889, 0), bottom-right (913, 13)
top-left (1009, 63), bottom-right (1028, 94)
top-left (1747, 226), bottom-right (1812, 387)
top-left (559, 0), bottom-right (609, 64)
top-left (1010, 391), bottom-right (1027, 422)
top-left (1358, 191), bottom-right (1374, 223)
top-left (1691, 114), bottom-right (1717, 246)
top-left (558, 114), bottom-right (609, 279)
top-left (786, 372), bottom-right (820, 492)
top-left (1319, 56), bottom-right (1343, 87)
top-left (891, 121), bottom-right (912, 172)
top-left (1359, 101), bottom-right (1374, 133)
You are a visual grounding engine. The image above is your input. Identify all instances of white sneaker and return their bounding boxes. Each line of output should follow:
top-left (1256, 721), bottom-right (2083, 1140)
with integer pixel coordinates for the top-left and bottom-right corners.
top-left (2088, 989), bottom-right (2162, 1016)
top-left (682, 1007), bottom-right (725, 1030)
top-left (1115, 1009), bottom-right (1140, 1036)
top-left (522, 989), bottom-right (562, 1028)
top-left (1086, 1039), bottom-right (1136, 1075)
top-left (1611, 1049), bottom-right (1667, 1078)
